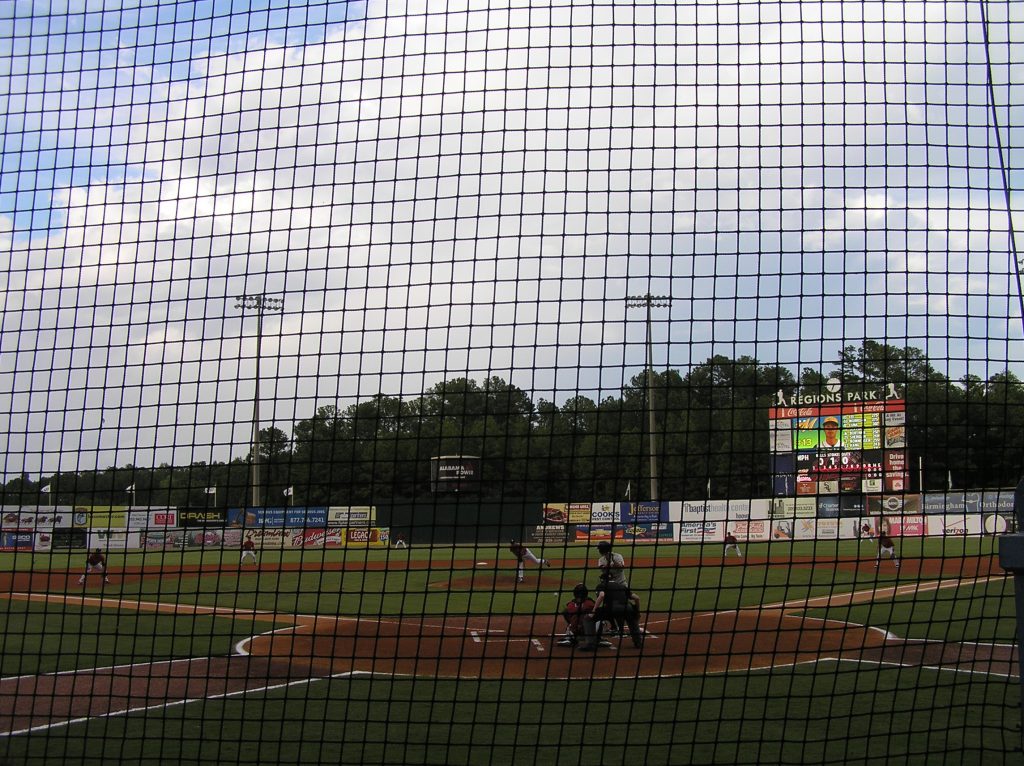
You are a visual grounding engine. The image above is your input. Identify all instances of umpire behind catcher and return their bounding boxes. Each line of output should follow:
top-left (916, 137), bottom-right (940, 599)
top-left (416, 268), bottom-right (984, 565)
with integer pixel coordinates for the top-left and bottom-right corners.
top-left (578, 577), bottom-right (644, 651)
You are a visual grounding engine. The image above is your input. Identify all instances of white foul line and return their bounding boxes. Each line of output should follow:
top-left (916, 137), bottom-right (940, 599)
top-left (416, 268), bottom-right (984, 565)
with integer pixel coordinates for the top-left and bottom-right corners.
top-left (1, 670), bottom-right (370, 739)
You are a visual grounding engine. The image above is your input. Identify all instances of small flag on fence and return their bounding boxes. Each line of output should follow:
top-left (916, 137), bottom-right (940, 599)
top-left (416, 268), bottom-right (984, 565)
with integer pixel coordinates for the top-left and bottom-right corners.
top-left (204, 487), bottom-right (216, 495)
top-left (283, 487), bottom-right (294, 497)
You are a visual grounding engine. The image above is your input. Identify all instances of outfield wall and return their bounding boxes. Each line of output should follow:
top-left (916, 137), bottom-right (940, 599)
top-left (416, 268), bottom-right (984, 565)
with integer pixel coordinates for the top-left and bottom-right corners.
top-left (0, 492), bottom-right (1016, 551)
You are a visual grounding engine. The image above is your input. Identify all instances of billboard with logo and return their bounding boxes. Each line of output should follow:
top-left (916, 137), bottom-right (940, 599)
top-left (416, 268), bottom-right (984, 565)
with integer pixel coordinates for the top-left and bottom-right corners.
top-left (326, 506), bottom-right (376, 526)
top-left (180, 509), bottom-right (229, 526)
top-left (769, 383), bottom-right (907, 504)
top-left (430, 455), bottom-right (481, 493)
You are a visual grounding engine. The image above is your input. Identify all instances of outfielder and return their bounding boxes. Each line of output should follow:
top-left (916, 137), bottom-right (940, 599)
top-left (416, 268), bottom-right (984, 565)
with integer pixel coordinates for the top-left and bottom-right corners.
top-left (241, 537), bottom-right (258, 565)
top-left (724, 532), bottom-right (743, 558)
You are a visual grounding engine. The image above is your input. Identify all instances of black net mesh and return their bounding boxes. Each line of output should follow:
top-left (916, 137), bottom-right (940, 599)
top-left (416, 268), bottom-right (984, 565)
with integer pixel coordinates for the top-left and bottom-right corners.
top-left (0, 1), bottom-right (1022, 764)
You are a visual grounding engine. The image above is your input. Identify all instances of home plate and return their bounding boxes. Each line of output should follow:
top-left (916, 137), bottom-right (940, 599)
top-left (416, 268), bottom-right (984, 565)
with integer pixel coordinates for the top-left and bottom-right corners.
top-left (477, 561), bottom-right (488, 565)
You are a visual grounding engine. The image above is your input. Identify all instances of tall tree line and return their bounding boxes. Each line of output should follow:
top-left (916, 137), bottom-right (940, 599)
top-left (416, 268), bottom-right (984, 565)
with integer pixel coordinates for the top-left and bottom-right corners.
top-left (5, 342), bottom-right (1024, 507)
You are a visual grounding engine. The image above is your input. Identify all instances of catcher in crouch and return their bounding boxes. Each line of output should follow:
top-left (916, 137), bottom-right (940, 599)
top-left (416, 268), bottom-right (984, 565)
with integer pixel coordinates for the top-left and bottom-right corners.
top-left (557, 583), bottom-right (596, 646)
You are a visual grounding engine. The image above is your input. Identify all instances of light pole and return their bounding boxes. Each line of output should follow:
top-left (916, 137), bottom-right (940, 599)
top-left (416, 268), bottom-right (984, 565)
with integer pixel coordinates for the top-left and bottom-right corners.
top-left (235, 293), bottom-right (285, 508)
top-left (626, 293), bottom-right (672, 502)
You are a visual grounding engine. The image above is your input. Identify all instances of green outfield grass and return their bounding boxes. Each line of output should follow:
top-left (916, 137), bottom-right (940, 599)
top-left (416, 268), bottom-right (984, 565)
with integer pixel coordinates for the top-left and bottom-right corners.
top-left (0, 538), bottom-right (1017, 765)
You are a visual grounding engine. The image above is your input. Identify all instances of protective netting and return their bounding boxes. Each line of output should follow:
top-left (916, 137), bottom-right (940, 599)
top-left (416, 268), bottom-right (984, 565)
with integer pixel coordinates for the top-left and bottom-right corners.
top-left (1, 1), bottom-right (1022, 764)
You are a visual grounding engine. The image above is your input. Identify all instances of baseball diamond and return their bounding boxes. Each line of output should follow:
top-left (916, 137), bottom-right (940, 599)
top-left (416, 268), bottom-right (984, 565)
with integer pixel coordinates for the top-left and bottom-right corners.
top-left (0, 550), bottom-right (1015, 738)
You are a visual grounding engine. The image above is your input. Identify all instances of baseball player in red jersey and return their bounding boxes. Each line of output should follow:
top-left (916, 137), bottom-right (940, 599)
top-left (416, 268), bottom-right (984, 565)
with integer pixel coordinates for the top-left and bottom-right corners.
top-left (876, 532), bottom-right (900, 570)
top-left (240, 537), bottom-right (258, 565)
top-left (78, 549), bottom-right (110, 584)
top-left (724, 532), bottom-right (743, 558)
top-left (557, 584), bottom-right (596, 646)
top-left (509, 539), bottom-right (550, 582)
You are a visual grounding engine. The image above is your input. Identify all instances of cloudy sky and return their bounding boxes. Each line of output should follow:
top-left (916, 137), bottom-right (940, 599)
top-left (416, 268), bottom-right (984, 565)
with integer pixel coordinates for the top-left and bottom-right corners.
top-left (0, 0), bottom-right (1021, 477)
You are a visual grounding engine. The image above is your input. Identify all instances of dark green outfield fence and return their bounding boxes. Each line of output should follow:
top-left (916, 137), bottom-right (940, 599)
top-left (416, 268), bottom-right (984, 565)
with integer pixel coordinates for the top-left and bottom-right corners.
top-left (383, 500), bottom-right (546, 545)
top-left (1, 0), bottom-right (1023, 763)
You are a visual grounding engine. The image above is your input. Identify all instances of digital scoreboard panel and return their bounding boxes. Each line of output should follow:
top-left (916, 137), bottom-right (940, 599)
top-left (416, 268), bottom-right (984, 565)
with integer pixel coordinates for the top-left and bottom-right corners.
top-left (769, 394), bottom-right (907, 497)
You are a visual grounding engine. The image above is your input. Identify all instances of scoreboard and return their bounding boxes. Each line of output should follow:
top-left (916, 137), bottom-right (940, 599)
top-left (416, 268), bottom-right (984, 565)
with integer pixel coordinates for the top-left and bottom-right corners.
top-left (769, 394), bottom-right (907, 497)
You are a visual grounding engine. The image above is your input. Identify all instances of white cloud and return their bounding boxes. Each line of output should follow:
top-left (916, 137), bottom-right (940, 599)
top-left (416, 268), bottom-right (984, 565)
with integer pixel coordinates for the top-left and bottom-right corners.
top-left (0, 0), bottom-right (1020, 475)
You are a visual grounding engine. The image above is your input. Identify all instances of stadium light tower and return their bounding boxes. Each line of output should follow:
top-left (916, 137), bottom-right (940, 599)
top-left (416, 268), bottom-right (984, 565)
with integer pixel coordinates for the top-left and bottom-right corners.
top-left (235, 293), bottom-right (285, 508)
top-left (626, 293), bottom-right (672, 502)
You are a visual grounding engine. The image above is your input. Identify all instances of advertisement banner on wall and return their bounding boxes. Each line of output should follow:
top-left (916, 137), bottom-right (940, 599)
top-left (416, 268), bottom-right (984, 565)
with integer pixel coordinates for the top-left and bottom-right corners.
top-left (815, 518), bottom-right (840, 539)
top-left (619, 522), bottom-right (674, 542)
top-left (923, 493), bottom-right (967, 514)
top-left (866, 495), bottom-right (922, 515)
top-left (287, 529), bottom-right (327, 548)
top-left (284, 507), bottom-right (328, 527)
top-left (326, 506), bottom-right (375, 526)
top-left (222, 528), bottom-right (243, 547)
top-left (179, 509), bottom-right (228, 526)
top-left (730, 499), bottom-right (772, 521)
top-left (839, 495), bottom-right (867, 517)
top-left (770, 519), bottom-right (796, 540)
top-left (589, 503), bottom-right (618, 523)
top-left (86, 508), bottom-right (129, 529)
top-left (731, 520), bottom-right (770, 542)
top-left (677, 521), bottom-right (719, 543)
top-left (817, 497), bottom-right (841, 518)
top-left (983, 513), bottom-right (1013, 535)
top-left (227, 508), bottom-right (286, 528)
top-left (919, 491), bottom-right (1014, 515)
top-left (144, 530), bottom-right (186, 550)
top-left (881, 515), bottom-right (926, 536)
top-left (771, 498), bottom-right (817, 518)
top-left (344, 527), bottom-right (389, 547)
top-left (559, 503), bottom-right (590, 524)
top-left (624, 502), bottom-right (667, 523)
top-left (181, 528), bottom-right (225, 549)
top-left (1, 509), bottom-right (58, 530)
top-left (124, 508), bottom-right (177, 530)
top-left (836, 518), bottom-right (863, 539)
top-left (248, 529), bottom-right (286, 549)
top-left (0, 532), bottom-right (34, 551)
top-left (323, 529), bottom-right (346, 547)
top-left (681, 501), bottom-right (728, 522)
top-left (542, 503), bottom-right (568, 523)
top-left (926, 515), bottom-right (968, 536)
top-left (150, 510), bottom-right (177, 528)
top-left (979, 492), bottom-right (1014, 514)
top-left (49, 508), bottom-right (78, 528)
top-left (794, 518), bottom-right (820, 540)
top-left (575, 524), bottom-right (614, 542)
top-left (88, 531), bottom-right (140, 550)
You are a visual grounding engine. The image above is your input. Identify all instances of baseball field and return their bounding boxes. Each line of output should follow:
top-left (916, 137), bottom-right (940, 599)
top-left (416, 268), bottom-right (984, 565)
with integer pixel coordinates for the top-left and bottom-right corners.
top-left (0, 537), bottom-right (1017, 765)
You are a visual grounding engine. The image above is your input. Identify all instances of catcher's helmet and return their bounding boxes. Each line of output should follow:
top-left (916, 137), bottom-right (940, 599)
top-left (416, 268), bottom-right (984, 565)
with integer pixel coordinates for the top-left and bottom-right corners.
top-left (572, 583), bottom-right (589, 599)
top-left (596, 540), bottom-right (612, 552)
